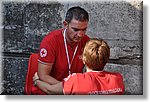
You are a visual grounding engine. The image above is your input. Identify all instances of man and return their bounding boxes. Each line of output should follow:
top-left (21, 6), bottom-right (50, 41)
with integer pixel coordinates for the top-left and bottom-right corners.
top-left (33, 38), bottom-right (125, 95)
top-left (32, 6), bottom-right (90, 94)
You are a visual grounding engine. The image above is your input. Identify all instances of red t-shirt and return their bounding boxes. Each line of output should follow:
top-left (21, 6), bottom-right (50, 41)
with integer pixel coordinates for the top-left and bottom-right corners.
top-left (63, 71), bottom-right (125, 95)
top-left (38, 29), bottom-right (90, 81)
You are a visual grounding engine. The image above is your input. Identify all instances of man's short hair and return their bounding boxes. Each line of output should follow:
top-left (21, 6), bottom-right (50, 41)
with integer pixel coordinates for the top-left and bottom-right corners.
top-left (65, 6), bottom-right (89, 23)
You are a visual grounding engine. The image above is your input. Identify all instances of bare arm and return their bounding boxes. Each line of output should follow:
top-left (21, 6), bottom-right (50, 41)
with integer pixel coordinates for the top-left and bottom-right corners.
top-left (33, 72), bottom-right (63, 94)
top-left (38, 62), bottom-right (60, 85)
top-left (36, 80), bottom-right (63, 94)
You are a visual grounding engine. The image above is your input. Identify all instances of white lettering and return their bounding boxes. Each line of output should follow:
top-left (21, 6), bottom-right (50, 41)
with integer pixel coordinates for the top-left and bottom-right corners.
top-left (88, 88), bottom-right (123, 95)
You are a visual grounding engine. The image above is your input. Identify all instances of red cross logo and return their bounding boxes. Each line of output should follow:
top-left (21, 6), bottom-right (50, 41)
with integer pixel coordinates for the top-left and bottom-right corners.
top-left (40, 48), bottom-right (47, 57)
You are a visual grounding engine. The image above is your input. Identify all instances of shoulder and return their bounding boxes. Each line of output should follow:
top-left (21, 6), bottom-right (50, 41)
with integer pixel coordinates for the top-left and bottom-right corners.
top-left (41, 29), bottom-right (63, 43)
top-left (104, 71), bottom-right (123, 79)
top-left (63, 73), bottom-right (83, 82)
top-left (49, 29), bottom-right (63, 36)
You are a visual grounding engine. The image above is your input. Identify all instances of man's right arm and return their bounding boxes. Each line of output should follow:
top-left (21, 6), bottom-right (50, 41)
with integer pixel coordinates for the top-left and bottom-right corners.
top-left (38, 62), bottom-right (60, 85)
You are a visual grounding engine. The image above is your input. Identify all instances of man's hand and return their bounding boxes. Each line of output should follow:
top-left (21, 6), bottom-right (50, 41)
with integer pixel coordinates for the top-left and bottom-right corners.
top-left (33, 72), bottom-right (40, 86)
top-left (32, 72), bottom-right (63, 94)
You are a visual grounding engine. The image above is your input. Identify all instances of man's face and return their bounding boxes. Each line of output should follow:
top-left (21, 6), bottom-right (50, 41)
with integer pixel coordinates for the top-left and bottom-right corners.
top-left (64, 18), bottom-right (88, 44)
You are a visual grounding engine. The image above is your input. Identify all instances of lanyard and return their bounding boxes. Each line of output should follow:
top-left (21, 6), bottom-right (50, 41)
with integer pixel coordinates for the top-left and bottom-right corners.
top-left (63, 29), bottom-right (78, 75)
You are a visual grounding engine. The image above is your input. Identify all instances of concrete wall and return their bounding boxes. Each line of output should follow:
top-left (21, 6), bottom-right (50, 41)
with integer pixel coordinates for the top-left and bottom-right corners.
top-left (1, 0), bottom-right (143, 95)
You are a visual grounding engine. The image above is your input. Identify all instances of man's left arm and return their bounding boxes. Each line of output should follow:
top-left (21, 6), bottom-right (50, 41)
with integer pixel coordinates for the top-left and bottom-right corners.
top-left (33, 72), bottom-right (63, 94)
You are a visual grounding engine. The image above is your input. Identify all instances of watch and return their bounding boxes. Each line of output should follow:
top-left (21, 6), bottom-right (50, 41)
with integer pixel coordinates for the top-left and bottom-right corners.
top-left (34, 78), bottom-right (39, 86)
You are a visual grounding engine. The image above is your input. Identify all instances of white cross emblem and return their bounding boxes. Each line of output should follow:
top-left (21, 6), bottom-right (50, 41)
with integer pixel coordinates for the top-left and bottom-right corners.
top-left (40, 48), bottom-right (47, 57)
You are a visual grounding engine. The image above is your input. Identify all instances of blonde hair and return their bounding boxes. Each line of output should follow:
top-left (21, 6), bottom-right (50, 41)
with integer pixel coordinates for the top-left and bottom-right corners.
top-left (82, 38), bottom-right (110, 71)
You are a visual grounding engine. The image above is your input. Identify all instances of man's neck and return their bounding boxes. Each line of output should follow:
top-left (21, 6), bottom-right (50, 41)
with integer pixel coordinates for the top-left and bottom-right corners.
top-left (86, 67), bottom-right (93, 72)
top-left (86, 67), bottom-right (102, 72)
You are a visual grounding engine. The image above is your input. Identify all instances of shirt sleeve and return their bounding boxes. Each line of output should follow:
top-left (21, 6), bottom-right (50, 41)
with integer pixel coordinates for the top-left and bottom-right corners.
top-left (38, 35), bottom-right (56, 64)
top-left (118, 73), bottom-right (125, 94)
top-left (112, 72), bottom-right (125, 94)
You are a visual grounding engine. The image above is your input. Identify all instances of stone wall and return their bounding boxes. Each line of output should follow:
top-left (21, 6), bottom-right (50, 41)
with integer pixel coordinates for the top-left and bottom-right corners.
top-left (1, 0), bottom-right (143, 95)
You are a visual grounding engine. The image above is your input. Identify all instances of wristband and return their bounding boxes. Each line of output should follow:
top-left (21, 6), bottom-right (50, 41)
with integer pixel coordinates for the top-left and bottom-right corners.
top-left (34, 78), bottom-right (39, 86)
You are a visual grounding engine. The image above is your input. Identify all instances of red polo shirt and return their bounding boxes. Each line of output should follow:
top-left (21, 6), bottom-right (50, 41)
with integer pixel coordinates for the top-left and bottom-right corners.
top-left (32, 29), bottom-right (89, 94)
top-left (63, 71), bottom-right (125, 95)
top-left (38, 29), bottom-right (90, 81)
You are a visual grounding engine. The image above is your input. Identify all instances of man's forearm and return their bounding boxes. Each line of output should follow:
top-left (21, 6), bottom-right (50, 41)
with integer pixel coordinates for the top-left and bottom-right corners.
top-left (36, 80), bottom-right (54, 94)
top-left (39, 74), bottom-right (60, 85)
top-left (36, 80), bottom-right (63, 94)
top-left (38, 62), bottom-right (60, 85)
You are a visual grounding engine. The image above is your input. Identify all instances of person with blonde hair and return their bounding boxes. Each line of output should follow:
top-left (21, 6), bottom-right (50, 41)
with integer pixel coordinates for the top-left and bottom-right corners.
top-left (33, 38), bottom-right (125, 95)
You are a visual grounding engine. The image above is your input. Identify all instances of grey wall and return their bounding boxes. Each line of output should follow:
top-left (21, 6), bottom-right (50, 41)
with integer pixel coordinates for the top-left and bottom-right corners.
top-left (1, 0), bottom-right (143, 95)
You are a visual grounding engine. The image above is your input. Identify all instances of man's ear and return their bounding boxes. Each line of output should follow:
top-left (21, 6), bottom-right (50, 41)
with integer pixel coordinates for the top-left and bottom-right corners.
top-left (63, 21), bottom-right (68, 28)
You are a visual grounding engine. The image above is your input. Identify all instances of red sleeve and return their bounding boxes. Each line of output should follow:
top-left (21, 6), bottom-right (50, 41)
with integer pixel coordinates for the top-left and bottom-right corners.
top-left (118, 73), bottom-right (125, 94)
top-left (38, 34), bottom-right (56, 64)
top-left (114, 73), bottom-right (125, 94)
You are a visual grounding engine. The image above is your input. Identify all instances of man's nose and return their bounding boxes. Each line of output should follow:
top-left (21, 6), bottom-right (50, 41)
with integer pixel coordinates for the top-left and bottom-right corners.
top-left (77, 31), bottom-right (84, 37)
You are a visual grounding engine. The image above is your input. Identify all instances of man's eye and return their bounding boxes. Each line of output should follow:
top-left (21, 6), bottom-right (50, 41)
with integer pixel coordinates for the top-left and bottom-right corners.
top-left (82, 29), bottom-right (86, 31)
top-left (73, 29), bottom-right (79, 31)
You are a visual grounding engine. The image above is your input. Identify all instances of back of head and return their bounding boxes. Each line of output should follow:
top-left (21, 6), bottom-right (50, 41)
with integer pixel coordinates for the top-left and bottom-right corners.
top-left (65, 6), bottom-right (89, 23)
top-left (82, 38), bottom-right (110, 71)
